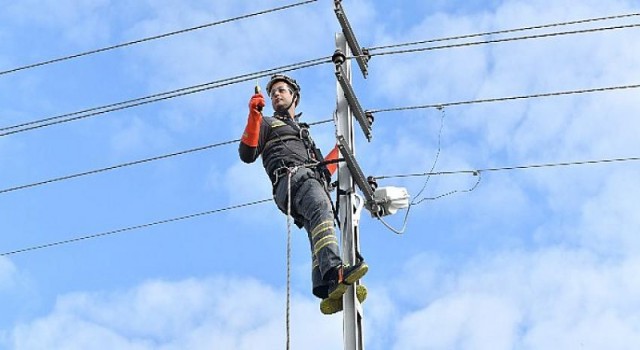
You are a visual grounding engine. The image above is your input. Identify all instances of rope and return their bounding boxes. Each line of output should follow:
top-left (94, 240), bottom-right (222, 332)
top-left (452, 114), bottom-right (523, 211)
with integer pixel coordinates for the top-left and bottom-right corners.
top-left (285, 166), bottom-right (299, 350)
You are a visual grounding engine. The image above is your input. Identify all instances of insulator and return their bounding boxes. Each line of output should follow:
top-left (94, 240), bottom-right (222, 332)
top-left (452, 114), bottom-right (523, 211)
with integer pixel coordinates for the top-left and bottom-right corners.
top-left (365, 111), bottom-right (374, 125)
top-left (367, 176), bottom-right (378, 190)
top-left (332, 49), bottom-right (346, 65)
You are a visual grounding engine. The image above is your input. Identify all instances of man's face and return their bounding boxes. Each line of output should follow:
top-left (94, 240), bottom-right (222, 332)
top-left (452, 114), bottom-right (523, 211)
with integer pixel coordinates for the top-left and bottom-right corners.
top-left (270, 81), bottom-right (294, 112)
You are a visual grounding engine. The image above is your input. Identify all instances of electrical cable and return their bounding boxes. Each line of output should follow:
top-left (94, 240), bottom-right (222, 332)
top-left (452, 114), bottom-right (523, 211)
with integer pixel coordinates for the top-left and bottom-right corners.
top-left (0, 57), bottom-right (331, 137)
top-left (3, 22), bottom-right (637, 135)
top-left (1, 56), bottom-right (328, 132)
top-left (0, 139), bottom-right (238, 195)
top-left (0, 198), bottom-right (273, 257)
top-left (0, 0), bottom-right (318, 77)
top-left (410, 107), bottom-right (446, 204)
top-left (368, 12), bottom-right (640, 51)
top-left (375, 107), bottom-right (446, 235)
top-left (365, 23), bottom-right (640, 59)
top-left (0, 119), bottom-right (333, 195)
top-left (373, 156), bottom-right (637, 234)
top-left (3, 157), bottom-right (639, 256)
top-left (368, 83), bottom-right (640, 114)
top-left (373, 157), bottom-right (640, 180)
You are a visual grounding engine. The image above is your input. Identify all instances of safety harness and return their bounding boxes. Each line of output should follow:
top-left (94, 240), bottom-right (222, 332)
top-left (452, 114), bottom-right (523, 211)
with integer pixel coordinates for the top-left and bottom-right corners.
top-left (270, 112), bottom-right (333, 189)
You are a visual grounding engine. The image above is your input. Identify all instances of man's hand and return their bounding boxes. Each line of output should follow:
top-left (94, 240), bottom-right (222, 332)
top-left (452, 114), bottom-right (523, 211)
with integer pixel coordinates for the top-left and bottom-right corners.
top-left (249, 93), bottom-right (266, 113)
top-left (242, 93), bottom-right (265, 148)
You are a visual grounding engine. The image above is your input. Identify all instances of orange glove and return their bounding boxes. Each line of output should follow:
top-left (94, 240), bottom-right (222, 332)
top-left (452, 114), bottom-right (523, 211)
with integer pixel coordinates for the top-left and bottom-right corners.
top-left (249, 93), bottom-right (266, 112)
top-left (241, 93), bottom-right (266, 147)
top-left (324, 145), bottom-right (339, 175)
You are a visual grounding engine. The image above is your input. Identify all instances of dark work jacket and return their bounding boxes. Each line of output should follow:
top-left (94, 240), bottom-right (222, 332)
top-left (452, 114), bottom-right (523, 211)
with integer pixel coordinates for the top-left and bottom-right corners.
top-left (238, 113), bottom-right (314, 184)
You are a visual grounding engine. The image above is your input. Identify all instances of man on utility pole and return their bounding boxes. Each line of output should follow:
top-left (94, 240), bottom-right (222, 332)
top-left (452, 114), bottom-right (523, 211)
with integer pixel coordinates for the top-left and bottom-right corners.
top-left (238, 74), bottom-right (367, 314)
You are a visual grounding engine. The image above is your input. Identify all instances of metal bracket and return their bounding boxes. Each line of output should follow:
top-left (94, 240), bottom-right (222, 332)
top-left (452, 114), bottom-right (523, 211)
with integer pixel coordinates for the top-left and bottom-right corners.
top-left (336, 135), bottom-right (379, 214)
top-left (334, 55), bottom-right (372, 141)
top-left (334, 0), bottom-right (370, 78)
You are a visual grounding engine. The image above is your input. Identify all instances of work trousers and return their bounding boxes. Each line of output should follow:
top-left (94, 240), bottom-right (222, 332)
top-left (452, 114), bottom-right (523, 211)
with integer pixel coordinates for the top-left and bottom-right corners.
top-left (273, 167), bottom-right (342, 299)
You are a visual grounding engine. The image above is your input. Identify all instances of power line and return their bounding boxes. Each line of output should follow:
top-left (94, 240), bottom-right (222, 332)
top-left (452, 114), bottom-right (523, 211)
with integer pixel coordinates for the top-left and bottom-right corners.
top-left (0, 118), bottom-right (333, 195)
top-left (0, 57), bottom-right (331, 137)
top-left (368, 12), bottom-right (640, 51)
top-left (4, 156), bottom-right (638, 256)
top-left (0, 198), bottom-right (272, 257)
top-left (373, 157), bottom-right (640, 180)
top-left (367, 23), bottom-right (640, 58)
top-left (368, 83), bottom-right (640, 114)
top-left (3, 82), bottom-right (637, 192)
top-left (0, 139), bottom-right (237, 195)
top-left (0, 0), bottom-right (318, 77)
top-left (3, 23), bottom-right (637, 136)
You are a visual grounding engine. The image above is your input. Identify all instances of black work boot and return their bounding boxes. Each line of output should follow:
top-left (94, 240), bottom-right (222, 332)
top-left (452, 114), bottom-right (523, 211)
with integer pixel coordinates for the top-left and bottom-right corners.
top-left (326, 261), bottom-right (369, 300)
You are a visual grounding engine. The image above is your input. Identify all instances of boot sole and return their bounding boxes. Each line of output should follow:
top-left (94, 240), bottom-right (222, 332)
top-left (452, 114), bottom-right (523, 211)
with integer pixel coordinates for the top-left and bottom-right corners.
top-left (320, 284), bottom-right (368, 315)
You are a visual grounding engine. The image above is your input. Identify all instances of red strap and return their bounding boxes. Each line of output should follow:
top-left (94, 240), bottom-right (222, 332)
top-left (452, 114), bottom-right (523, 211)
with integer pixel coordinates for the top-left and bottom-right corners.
top-left (324, 145), bottom-right (339, 175)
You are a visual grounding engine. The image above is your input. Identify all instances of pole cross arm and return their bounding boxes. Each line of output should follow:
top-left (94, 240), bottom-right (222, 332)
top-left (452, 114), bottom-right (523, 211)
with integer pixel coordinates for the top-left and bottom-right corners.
top-left (336, 135), bottom-right (381, 214)
top-left (334, 0), bottom-right (370, 78)
top-left (334, 61), bottom-right (373, 141)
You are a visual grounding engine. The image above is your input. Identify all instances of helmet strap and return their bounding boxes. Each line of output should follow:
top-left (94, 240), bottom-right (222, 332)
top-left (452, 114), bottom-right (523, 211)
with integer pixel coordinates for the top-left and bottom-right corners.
top-left (274, 94), bottom-right (297, 118)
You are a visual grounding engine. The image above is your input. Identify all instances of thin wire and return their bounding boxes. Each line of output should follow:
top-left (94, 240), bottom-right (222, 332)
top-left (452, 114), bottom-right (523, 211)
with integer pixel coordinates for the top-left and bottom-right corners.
top-left (0, 57), bottom-right (331, 137)
top-left (0, 139), bottom-right (238, 195)
top-left (411, 107), bottom-right (446, 204)
top-left (373, 157), bottom-right (640, 180)
top-left (366, 23), bottom-right (640, 59)
top-left (368, 12), bottom-right (640, 51)
top-left (0, 56), bottom-right (323, 132)
top-left (0, 118), bottom-right (334, 195)
top-left (411, 171), bottom-right (482, 204)
top-left (377, 107), bottom-right (445, 235)
top-left (4, 157), bottom-right (638, 256)
top-left (373, 156), bottom-right (638, 234)
top-left (374, 107), bottom-right (480, 235)
top-left (0, 198), bottom-right (273, 257)
top-left (0, 0), bottom-right (318, 76)
top-left (307, 118), bottom-right (333, 126)
top-left (368, 83), bottom-right (640, 114)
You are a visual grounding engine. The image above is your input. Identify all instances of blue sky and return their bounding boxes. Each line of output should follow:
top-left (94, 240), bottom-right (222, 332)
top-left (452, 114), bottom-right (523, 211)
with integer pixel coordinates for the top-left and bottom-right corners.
top-left (2, 0), bottom-right (640, 349)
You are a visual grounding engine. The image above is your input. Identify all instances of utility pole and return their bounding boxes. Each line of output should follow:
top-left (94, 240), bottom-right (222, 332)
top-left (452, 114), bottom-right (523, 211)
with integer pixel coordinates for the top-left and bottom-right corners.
top-left (335, 32), bottom-right (365, 350)
top-left (333, 1), bottom-right (372, 349)
top-left (333, 1), bottom-right (407, 348)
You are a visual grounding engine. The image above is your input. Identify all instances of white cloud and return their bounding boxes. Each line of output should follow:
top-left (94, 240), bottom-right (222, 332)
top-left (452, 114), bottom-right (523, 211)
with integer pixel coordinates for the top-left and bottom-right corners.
top-left (109, 117), bottom-right (173, 158)
top-left (224, 160), bottom-right (272, 204)
top-left (577, 168), bottom-right (640, 255)
top-left (2, 0), bottom-right (113, 46)
top-left (0, 257), bottom-right (18, 290)
top-left (4, 1), bottom-right (640, 350)
top-left (9, 276), bottom-right (342, 350)
top-left (389, 248), bottom-right (640, 349)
